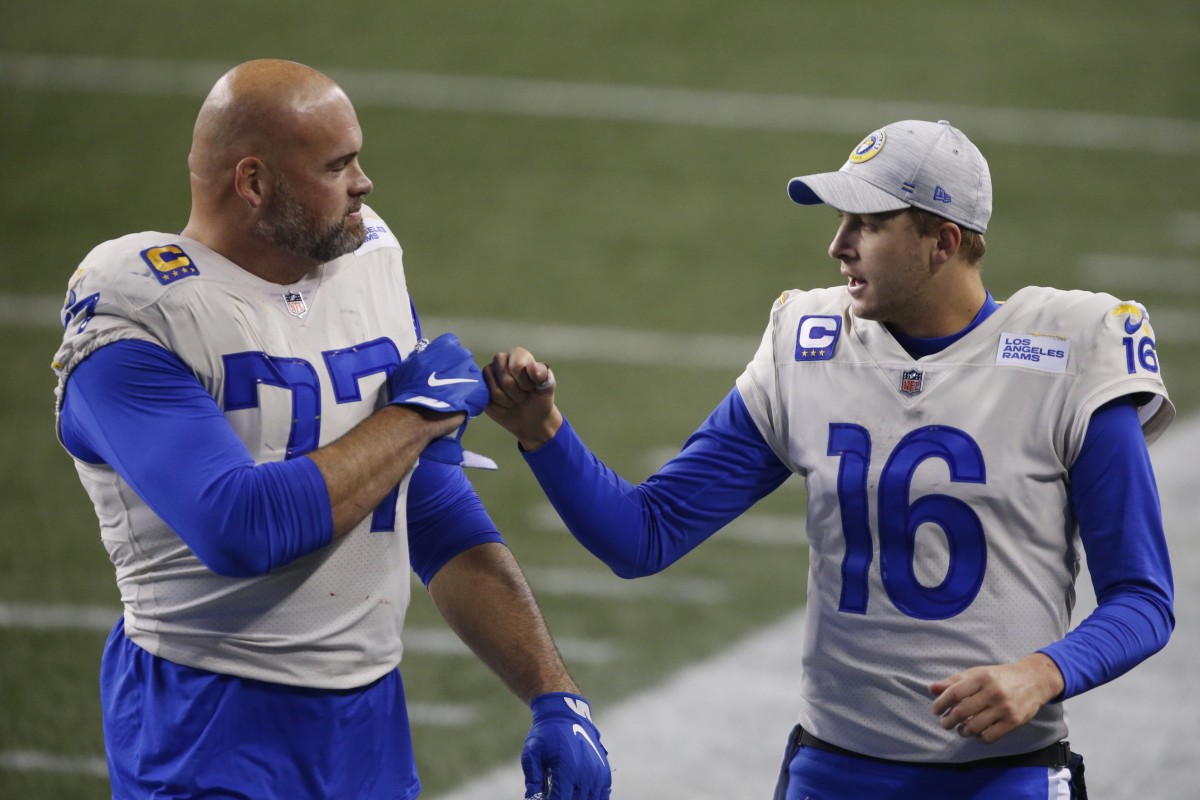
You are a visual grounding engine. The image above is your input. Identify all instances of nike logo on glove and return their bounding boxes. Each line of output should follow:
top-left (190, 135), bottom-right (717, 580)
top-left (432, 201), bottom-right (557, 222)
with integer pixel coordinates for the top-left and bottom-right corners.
top-left (428, 372), bottom-right (479, 387)
top-left (572, 724), bottom-right (605, 763)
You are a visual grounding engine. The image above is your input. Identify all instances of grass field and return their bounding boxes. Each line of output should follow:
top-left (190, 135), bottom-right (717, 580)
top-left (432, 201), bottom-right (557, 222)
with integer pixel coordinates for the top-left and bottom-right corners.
top-left (1, 2), bottom-right (1197, 797)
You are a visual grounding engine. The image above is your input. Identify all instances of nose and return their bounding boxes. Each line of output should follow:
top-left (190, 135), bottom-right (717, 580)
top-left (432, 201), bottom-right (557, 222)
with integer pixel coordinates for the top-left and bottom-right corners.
top-left (828, 219), bottom-right (854, 262)
top-left (351, 161), bottom-right (373, 197)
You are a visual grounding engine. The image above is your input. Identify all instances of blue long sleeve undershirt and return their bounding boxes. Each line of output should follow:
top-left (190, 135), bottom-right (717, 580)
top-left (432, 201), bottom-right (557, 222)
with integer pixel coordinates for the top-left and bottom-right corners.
top-left (524, 390), bottom-right (1173, 701)
top-left (59, 339), bottom-right (501, 582)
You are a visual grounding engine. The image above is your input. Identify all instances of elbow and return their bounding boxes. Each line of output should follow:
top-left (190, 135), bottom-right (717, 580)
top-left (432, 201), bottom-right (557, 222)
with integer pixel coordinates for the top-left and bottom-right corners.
top-left (181, 474), bottom-right (278, 578)
top-left (189, 538), bottom-right (274, 578)
top-left (1154, 599), bottom-right (1176, 651)
top-left (608, 559), bottom-right (663, 580)
top-left (581, 516), bottom-right (675, 580)
top-left (162, 461), bottom-right (330, 579)
top-left (600, 544), bottom-right (670, 579)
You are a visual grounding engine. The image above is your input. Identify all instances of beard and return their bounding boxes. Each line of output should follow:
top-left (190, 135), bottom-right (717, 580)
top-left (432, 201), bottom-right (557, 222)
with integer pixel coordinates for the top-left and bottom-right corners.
top-left (254, 176), bottom-right (367, 264)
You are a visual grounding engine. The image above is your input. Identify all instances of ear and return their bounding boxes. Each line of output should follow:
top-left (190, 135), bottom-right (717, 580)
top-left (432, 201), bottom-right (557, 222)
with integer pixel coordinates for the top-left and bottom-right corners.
top-left (233, 156), bottom-right (268, 210)
top-left (930, 221), bottom-right (962, 268)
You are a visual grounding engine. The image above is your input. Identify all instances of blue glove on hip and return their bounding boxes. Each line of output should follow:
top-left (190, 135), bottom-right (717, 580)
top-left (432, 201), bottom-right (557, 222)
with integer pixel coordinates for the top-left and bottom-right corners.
top-left (522, 692), bottom-right (611, 800)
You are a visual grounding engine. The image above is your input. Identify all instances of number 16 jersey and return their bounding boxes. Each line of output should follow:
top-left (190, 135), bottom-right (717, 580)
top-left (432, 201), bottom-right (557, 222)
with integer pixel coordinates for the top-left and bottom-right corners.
top-left (735, 284), bottom-right (1173, 761)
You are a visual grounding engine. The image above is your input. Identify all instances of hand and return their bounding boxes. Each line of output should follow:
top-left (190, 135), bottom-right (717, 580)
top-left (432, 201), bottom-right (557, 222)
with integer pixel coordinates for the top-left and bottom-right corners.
top-left (929, 653), bottom-right (1065, 744)
top-left (522, 692), bottom-right (611, 800)
top-left (484, 347), bottom-right (563, 452)
top-left (388, 333), bottom-right (489, 417)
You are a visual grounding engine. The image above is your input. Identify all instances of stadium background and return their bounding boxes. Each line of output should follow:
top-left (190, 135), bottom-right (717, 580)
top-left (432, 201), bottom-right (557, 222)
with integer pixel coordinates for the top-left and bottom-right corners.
top-left (1, 1), bottom-right (1197, 796)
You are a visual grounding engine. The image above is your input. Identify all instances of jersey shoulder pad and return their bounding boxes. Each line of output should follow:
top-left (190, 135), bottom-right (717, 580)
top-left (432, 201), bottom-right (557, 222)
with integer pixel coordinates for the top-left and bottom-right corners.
top-left (773, 286), bottom-right (848, 313)
top-left (55, 232), bottom-right (184, 382)
top-left (770, 286), bottom-right (850, 331)
top-left (1003, 286), bottom-right (1157, 343)
top-left (1004, 286), bottom-right (1173, 444)
top-left (68, 232), bottom-right (201, 315)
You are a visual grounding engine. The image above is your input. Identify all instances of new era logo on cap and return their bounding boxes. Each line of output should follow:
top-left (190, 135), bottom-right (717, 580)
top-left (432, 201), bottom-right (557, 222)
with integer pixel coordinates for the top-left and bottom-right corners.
top-left (786, 120), bottom-right (992, 233)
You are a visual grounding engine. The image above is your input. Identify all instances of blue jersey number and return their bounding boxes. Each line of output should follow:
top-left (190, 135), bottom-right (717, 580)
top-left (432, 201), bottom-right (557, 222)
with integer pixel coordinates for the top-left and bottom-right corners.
top-left (828, 424), bottom-right (987, 620)
top-left (223, 338), bottom-right (405, 531)
top-left (1122, 336), bottom-right (1159, 374)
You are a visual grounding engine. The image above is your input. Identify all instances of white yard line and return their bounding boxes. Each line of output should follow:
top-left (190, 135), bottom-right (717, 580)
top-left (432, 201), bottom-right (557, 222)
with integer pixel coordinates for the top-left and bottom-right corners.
top-left (1172, 212), bottom-right (1200, 248)
top-left (0, 750), bottom-right (108, 779)
top-left (1079, 255), bottom-right (1200, 294)
top-left (0, 602), bottom-right (117, 631)
top-left (0, 602), bottom-right (613, 665)
top-left (2, 53), bottom-right (1199, 154)
top-left (523, 566), bottom-right (728, 605)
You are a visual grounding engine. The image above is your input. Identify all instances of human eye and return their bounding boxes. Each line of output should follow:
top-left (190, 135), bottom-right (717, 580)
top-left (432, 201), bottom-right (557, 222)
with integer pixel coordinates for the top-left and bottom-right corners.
top-left (859, 214), bottom-right (883, 232)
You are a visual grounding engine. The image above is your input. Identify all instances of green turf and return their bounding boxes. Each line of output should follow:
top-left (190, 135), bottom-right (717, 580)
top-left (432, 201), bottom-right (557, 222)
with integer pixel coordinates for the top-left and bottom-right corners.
top-left (1, 2), bottom-right (1196, 796)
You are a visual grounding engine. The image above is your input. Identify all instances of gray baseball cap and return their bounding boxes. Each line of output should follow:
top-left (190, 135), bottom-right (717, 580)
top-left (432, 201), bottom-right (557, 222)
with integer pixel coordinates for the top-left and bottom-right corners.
top-left (787, 120), bottom-right (992, 233)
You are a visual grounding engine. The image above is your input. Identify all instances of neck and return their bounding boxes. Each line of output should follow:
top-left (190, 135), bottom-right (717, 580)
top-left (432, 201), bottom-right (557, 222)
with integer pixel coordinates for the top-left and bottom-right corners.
top-left (182, 217), bottom-right (317, 286)
top-left (898, 291), bottom-right (987, 337)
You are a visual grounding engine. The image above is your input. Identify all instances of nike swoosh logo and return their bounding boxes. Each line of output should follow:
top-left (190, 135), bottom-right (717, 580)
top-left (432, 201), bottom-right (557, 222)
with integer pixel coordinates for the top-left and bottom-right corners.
top-left (1124, 316), bottom-right (1144, 335)
top-left (428, 373), bottom-right (479, 387)
top-left (572, 724), bottom-right (605, 763)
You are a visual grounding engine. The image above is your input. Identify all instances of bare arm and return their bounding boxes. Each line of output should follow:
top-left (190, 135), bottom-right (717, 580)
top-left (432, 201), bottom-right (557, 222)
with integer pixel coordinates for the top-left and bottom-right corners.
top-left (428, 542), bottom-right (578, 702)
top-left (308, 405), bottom-right (464, 539)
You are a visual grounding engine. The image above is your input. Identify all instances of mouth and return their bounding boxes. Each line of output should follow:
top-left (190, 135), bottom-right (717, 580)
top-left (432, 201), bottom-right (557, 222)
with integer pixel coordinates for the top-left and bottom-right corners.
top-left (843, 271), bottom-right (867, 297)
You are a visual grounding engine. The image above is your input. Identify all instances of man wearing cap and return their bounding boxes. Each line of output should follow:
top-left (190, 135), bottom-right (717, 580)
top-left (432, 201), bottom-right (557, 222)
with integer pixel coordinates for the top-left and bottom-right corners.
top-left (483, 120), bottom-right (1174, 797)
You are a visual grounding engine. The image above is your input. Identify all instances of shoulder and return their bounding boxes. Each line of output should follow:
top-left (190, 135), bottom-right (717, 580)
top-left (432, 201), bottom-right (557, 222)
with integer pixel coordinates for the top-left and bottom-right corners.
top-left (68, 231), bottom-right (203, 313)
top-left (1003, 287), bottom-right (1174, 443)
top-left (1001, 286), bottom-right (1143, 332)
top-left (1000, 287), bottom-right (1169, 361)
top-left (770, 286), bottom-right (849, 323)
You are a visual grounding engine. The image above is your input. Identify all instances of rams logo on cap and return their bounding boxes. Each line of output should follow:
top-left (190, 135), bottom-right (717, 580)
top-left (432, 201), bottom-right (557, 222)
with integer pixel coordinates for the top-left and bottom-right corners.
top-left (849, 131), bottom-right (886, 164)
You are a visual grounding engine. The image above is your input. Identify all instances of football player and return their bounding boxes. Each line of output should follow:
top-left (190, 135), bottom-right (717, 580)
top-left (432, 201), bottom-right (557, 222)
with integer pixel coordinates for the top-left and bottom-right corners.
top-left (53, 59), bottom-right (610, 800)
top-left (484, 120), bottom-right (1173, 799)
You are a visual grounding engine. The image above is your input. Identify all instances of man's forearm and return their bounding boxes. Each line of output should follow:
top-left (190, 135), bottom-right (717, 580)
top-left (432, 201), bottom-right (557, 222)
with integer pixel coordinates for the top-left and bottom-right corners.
top-left (428, 543), bottom-right (578, 702)
top-left (309, 405), bottom-right (463, 539)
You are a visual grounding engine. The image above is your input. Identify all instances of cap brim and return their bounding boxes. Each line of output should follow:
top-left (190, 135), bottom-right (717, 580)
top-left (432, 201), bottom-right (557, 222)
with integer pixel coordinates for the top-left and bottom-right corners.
top-left (788, 173), bottom-right (911, 214)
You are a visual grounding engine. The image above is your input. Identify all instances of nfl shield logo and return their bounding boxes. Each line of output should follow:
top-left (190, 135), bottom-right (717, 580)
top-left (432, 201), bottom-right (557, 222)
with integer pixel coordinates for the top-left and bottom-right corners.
top-left (900, 369), bottom-right (924, 395)
top-left (283, 291), bottom-right (308, 319)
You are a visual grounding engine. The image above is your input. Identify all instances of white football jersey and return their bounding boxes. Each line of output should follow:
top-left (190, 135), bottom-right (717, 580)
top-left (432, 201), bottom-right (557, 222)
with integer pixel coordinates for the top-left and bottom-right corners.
top-left (736, 285), bottom-right (1173, 761)
top-left (53, 207), bottom-right (421, 689)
